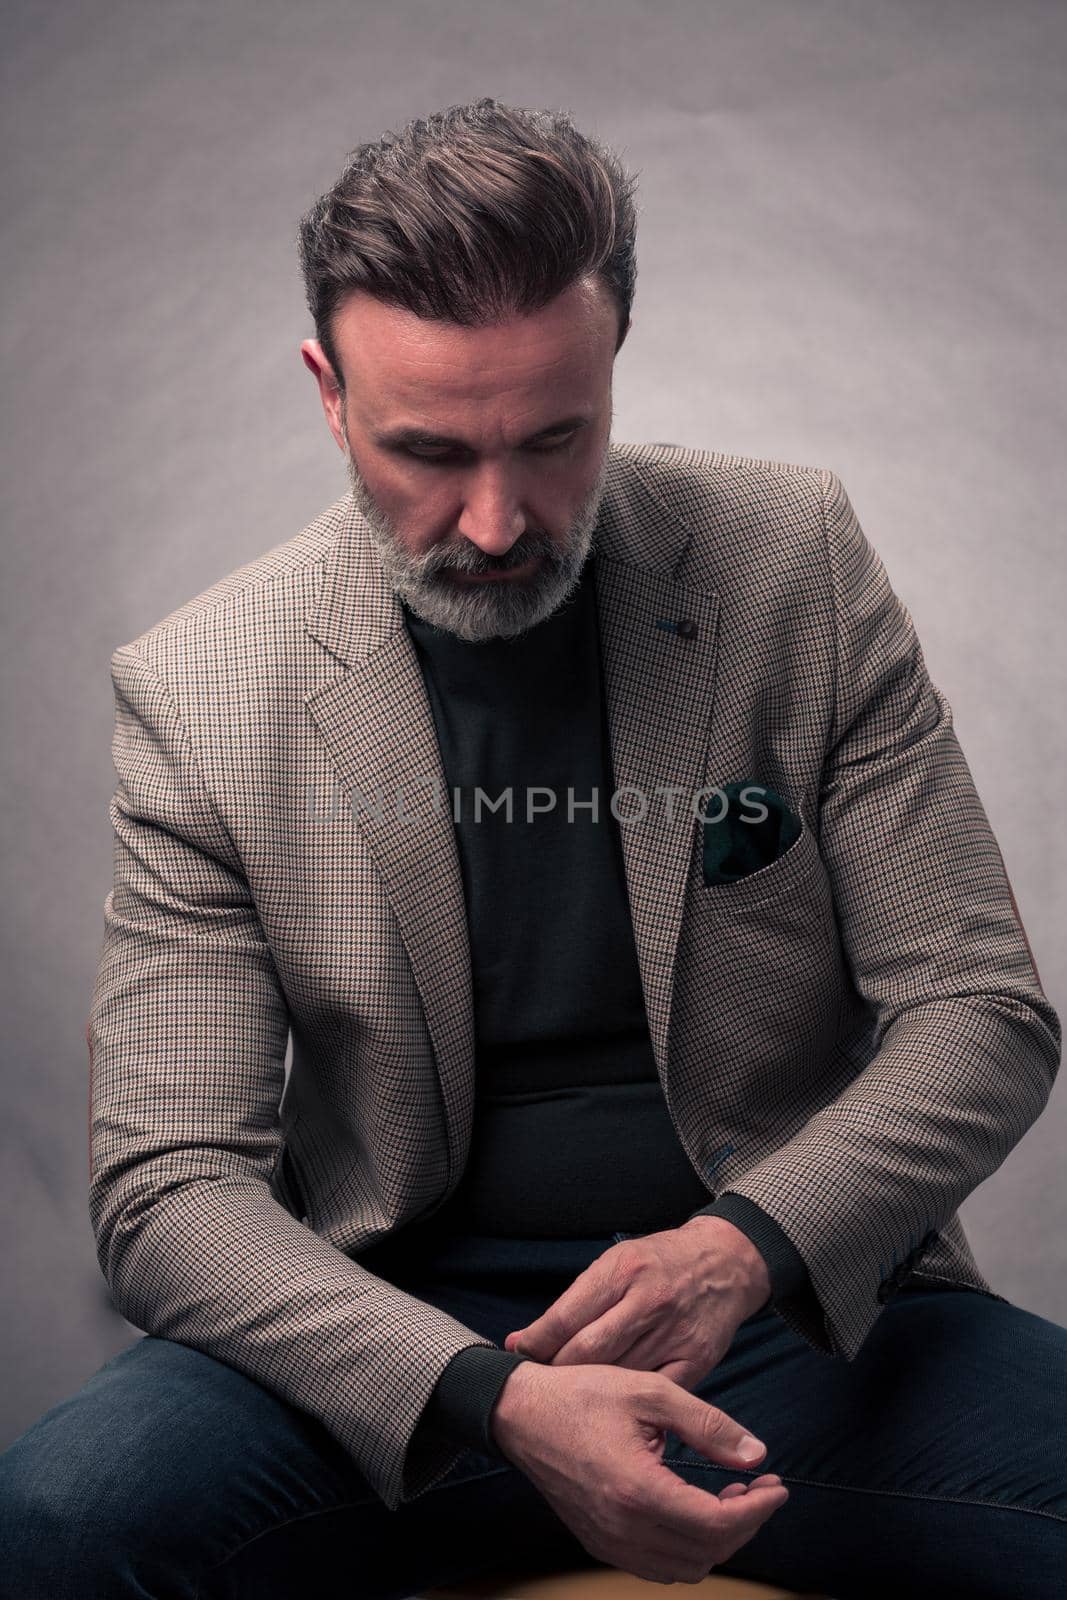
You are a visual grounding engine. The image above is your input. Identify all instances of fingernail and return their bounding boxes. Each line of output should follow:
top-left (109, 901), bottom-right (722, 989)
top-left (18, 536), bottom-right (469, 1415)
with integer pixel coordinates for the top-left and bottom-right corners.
top-left (737, 1434), bottom-right (765, 1462)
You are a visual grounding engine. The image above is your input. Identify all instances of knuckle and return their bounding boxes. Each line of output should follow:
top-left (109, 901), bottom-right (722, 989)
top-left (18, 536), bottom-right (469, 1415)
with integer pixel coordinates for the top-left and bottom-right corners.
top-left (630, 1369), bottom-right (667, 1404)
top-left (701, 1404), bottom-right (729, 1441)
top-left (644, 1282), bottom-right (673, 1316)
top-left (606, 1246), bottom-right (634, 1279)
top-left (613, 1477), bottom-right (645, 1515)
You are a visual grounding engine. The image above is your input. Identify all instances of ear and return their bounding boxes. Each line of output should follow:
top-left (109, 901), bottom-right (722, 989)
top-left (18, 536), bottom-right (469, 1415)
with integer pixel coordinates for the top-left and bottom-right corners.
top-left (300, 339), bottom-right (346, 450)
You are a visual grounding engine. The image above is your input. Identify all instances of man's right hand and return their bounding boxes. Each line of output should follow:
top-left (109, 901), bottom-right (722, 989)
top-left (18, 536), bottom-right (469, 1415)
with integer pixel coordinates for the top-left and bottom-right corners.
top-left (488, 1358), bottom-right (789, 1585)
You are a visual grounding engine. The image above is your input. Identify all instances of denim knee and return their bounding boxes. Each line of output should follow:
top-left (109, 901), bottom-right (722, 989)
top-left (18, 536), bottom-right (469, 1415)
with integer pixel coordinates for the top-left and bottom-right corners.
top-left (0, 1339), bottom-right (244, 1599)
top-left (0, 1425), bottom-right (163, 1599)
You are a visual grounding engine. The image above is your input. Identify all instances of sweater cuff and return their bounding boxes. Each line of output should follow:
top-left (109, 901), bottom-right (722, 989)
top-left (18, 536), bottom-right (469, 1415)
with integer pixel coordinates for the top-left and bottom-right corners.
top-left (419, 1343), bottom-right (528, 1460)
top-left (688, 1191), bottom-right (811, 1304)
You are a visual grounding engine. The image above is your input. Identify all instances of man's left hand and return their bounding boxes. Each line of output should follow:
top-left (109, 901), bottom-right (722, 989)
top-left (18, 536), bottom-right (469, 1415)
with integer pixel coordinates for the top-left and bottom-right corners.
top-left (503, 1215), bottom-right (773, 1392)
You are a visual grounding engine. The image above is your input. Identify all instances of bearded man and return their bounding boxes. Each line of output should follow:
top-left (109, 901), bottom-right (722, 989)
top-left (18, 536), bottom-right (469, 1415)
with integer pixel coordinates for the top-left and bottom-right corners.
top-left (1, 97), bottom-right (1063, 1599)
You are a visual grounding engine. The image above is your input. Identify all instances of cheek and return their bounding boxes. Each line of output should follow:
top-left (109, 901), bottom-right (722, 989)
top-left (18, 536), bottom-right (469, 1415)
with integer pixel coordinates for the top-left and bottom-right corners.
top-left (373, 470), bottom-right (452, 548)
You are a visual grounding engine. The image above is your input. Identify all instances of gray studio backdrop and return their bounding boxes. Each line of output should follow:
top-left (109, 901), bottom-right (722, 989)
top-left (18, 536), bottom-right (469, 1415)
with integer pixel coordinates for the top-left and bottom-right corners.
top-left (3, 0), bottom-right (1064, 1449)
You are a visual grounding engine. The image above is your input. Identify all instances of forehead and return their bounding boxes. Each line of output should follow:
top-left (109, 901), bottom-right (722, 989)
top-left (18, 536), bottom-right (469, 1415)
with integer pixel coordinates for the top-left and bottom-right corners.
top-left (333, 278), bottom-right (617, 415)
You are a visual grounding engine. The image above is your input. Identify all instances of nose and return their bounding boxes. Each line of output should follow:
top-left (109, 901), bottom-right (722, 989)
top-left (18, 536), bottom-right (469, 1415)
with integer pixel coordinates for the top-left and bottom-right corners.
top-left (455, 467), bottom-right (527, 557)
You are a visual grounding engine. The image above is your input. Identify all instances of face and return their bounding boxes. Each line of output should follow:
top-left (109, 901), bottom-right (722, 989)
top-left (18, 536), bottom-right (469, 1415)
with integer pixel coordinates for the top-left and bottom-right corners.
top-left (301, 275), bottom-right (624, 641)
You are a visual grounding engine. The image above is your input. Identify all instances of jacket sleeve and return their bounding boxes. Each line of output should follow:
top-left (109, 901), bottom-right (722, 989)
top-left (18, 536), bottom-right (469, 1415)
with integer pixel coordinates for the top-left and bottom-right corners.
top-left (87, 642), bottom-right (512, 1512)
top-left (706, 470), bottom-right (1061, 1361)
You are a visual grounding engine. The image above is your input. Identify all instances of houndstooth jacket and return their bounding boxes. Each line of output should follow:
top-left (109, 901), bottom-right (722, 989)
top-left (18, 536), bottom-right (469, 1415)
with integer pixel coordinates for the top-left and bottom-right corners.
top-left (87, 441), bottom-right (1061, 1513)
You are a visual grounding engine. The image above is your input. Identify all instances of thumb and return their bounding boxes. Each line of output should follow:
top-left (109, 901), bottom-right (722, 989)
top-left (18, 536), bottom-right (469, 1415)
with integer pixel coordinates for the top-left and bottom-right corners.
top-left (648, 1381), bottom-right (767, 1470)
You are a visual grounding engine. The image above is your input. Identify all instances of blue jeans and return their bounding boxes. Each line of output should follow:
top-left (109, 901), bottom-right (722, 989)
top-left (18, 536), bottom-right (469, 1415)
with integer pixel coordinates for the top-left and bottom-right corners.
top-left (1, 1229), bottom-right (1064, 1599)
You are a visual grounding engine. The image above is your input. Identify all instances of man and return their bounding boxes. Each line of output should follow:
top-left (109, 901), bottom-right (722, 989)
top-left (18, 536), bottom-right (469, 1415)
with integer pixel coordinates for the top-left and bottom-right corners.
top-left (1, 97), bottom-right (1063, 1597)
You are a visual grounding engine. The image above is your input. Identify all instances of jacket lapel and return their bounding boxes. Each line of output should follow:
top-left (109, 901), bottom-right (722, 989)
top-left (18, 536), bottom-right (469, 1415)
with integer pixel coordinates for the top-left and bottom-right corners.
top-left (303, 508), bottom-right (475, 1188)
top-left (593, 551), bottom-right (720, 1077)
top-left (303, 444), bottom-right (721, 1175)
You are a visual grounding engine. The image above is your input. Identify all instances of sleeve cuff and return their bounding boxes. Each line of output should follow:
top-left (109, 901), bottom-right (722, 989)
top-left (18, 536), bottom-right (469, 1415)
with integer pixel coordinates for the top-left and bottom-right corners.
top-left (418, 1343), bottom-right (528, 1461)
top-left (688, 1191), bottom-right (812, 1304)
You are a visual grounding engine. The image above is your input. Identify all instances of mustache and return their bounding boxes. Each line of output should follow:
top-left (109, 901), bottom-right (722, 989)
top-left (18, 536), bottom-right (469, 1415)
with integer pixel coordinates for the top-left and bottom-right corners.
top-left (416, 531), bottom-right (563, 578)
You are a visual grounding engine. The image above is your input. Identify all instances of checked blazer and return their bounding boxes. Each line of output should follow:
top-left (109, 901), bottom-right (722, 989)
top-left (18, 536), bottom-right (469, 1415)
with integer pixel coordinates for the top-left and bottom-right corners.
top-left (87, 440), bottom-right (1061, 1514)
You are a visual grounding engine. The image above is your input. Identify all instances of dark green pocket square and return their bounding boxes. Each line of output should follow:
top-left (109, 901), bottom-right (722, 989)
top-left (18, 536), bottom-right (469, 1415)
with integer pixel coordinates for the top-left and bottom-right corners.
top-left (701, 781), bottom-right (803, 887)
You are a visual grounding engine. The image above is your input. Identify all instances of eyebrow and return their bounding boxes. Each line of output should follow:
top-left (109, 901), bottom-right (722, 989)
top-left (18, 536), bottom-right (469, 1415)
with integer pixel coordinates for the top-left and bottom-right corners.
top-left (372, 415), bottom-right (593, 450)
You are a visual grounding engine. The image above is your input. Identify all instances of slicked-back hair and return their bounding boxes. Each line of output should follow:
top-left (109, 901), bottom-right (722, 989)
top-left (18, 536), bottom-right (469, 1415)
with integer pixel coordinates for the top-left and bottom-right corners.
top-left (297, 97), bottom-right (639, 391)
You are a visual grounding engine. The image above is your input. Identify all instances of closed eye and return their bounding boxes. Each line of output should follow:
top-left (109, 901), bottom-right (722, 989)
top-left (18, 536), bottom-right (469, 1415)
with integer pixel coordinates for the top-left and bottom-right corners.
top-left (405, 433), bottom-right (577, 463)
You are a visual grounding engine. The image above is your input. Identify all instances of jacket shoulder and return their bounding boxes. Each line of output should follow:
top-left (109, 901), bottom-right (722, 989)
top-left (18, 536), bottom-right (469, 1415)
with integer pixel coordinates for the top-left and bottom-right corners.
top-left (613, 441), bottom-right (844, 593)
top-left (113, 494), bottom-right (350, 664)
top-left (616, 440), bottom-right (836, 527)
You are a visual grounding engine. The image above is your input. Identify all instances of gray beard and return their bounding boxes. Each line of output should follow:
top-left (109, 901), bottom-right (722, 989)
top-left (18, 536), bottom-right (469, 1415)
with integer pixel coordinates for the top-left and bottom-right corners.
top-left (342, 435), bottom-right (610, 642)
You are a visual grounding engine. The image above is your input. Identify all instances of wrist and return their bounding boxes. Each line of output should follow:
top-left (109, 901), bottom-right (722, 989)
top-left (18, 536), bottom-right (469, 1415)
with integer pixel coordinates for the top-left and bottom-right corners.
top-left (682, 1213), bottom-right (773, 1318)
top-left (488, 1356), bottom-right (547, 1457)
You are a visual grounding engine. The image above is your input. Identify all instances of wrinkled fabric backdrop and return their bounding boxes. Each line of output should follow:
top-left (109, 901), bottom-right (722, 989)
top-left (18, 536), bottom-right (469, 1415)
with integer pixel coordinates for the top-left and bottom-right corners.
top-left (2, 0), bottom-right (1064, 1451)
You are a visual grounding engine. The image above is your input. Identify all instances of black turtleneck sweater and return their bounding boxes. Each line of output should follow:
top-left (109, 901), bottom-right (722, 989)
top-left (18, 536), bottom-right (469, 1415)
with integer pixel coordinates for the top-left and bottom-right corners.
top-left (357, 555), bottom-right (811, 1460)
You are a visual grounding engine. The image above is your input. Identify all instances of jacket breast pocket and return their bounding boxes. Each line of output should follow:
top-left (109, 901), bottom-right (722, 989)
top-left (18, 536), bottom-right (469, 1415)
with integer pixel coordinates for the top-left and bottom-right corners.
top-left (698, 806), bottom-right (821, 909)
top-left (671, 812), bottom-right (845, 1102)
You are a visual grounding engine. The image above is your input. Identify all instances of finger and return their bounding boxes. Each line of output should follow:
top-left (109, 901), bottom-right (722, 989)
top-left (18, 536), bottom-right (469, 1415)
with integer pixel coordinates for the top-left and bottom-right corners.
top-left (514, 1264), bottom-right (625, 1362)
top-left (718, 1472), bottom-right (782, 1498)
top-left (655, 1358), bottom-right (695, 1389)
top-left (627, 1334), bottom-right (723, 1391)
top-left (708, 1481), bottom-right (790, 1564)
top-left (551, 1295), bottom-right (659, 1367)
top-left (703, 1480), bottom-right (789, 1539)
top-left (647, 1457), bottom-right (786, 1546)
top-left (640, 1479), bottom-right (789, 1580)
top-left (639, 1482), bottom-right (789, 1584)
top-left (654, 1385), bottom-right (770, 1472)
top-left (606, 1324), bottom-right (682, 1372)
